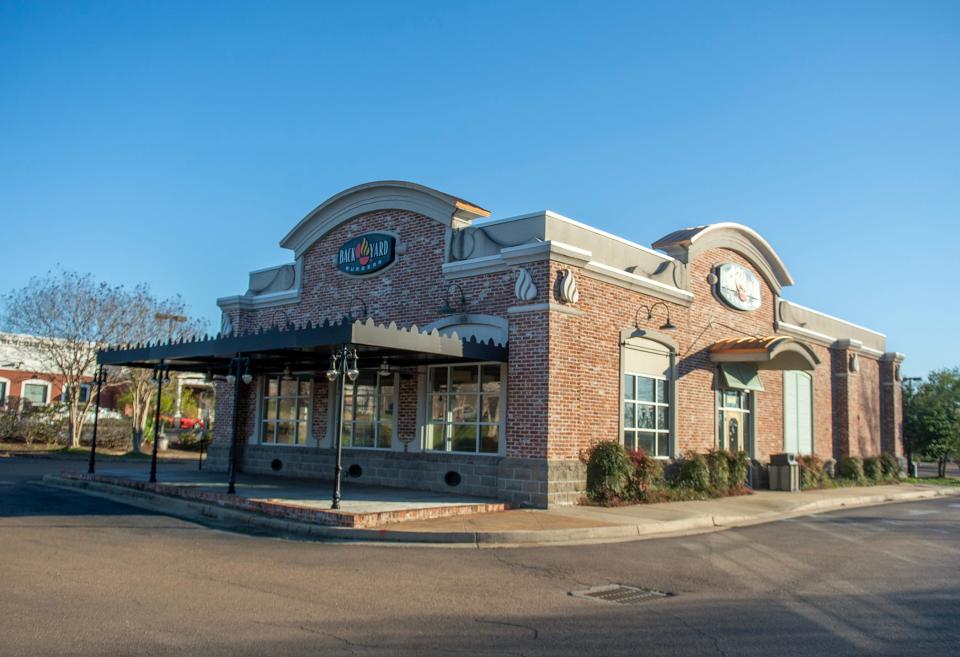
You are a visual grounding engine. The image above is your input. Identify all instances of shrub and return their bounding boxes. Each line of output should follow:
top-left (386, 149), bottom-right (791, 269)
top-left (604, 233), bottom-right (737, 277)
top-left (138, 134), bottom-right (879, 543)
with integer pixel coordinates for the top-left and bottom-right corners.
top-left (674, 452), bottom-right (710, 492)
top-left (3, 403), bottom-right (69, 445)
top-left (725, 450), bottom-right (750, 488)
top-left (837, 456), bottom-right (864, 482)
top-left (586, 441), bottom-right (633, 503)
top-left (80, 418), bottom-right (134, 451)
top-left (879, 452), bottom-right (901, 479)
top-left (625, 448), bottom-right (664, 500)
top-left (705, 450), bottom-right (730, 491)
top-left (823, 458), bottom-right (837, 479)
top-left (863, 456), bottom-right (883, 482)
top-left (798, 455), bottom-right (827, 489)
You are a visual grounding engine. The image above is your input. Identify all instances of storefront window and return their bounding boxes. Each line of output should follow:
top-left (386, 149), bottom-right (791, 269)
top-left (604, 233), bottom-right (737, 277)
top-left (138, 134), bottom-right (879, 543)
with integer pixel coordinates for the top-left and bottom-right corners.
top-left (427, 363), bottom-right (502, 454)
top-left (717, 388), bottom-right (752, 454)
top-left (341, 371), bottom-right (395, 449)
top-left (260, 376), bottom-right (312, 445)
top-left (623, 373), bottom-right (670, 457)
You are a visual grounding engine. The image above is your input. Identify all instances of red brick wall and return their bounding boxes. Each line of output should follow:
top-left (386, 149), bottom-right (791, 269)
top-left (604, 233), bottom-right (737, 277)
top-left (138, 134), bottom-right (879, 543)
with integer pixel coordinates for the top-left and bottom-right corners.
top-left (0, 369), bottom-right (118, 409)
top-left (217, 209), bottom-right (553, 461)
top-left (542, 248), bottom-right (794, 461)
top-left (879, 359), bottom-right (903, 457)
top-left (211, 206), bottom-right (896, 470)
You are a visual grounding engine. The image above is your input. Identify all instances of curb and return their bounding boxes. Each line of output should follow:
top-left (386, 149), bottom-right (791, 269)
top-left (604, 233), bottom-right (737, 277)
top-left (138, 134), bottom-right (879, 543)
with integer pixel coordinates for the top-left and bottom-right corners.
top-left (42, 475), bottom-right (960, 548)
top-left (2, 451), bottom-right (195, 463)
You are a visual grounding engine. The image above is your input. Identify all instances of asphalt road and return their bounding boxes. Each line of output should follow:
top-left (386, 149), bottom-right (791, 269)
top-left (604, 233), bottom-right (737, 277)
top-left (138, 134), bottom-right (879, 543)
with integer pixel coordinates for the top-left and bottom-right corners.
top-left (2, 457), bottom-right (958, 657)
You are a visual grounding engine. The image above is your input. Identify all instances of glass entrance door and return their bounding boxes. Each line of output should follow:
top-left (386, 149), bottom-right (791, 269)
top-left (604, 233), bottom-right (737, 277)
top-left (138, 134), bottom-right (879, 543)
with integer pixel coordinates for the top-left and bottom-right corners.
top-left (717, 389), bottom-right (752, 455)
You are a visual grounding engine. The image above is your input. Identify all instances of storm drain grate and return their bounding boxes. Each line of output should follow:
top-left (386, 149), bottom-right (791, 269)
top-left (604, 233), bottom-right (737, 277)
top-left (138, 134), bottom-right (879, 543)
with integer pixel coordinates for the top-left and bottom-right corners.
top-left (569, 584), bottom-right (671, 605)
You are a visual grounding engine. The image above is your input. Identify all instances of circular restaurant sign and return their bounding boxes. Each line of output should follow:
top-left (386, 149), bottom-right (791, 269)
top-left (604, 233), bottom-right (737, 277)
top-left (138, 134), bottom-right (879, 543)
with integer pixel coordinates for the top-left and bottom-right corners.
top-left (716, 263), bottom-right (761, 311)
top-left (337, 233), bottom-right (396, 276)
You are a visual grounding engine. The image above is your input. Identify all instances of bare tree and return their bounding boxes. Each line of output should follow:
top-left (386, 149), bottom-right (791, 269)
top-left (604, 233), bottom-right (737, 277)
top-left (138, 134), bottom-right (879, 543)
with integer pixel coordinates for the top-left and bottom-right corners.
top-left (1, 270), bottom-right (132, 448)
top-left (118, 289), bottom-right (205, 452)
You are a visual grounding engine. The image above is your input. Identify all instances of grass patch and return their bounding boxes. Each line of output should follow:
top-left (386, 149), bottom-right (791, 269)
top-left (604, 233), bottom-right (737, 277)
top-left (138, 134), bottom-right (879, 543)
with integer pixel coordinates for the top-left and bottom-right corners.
top-left (1, 444), bottom-right (161, 461)
top-left (903, 477), bottom-right (960, 487)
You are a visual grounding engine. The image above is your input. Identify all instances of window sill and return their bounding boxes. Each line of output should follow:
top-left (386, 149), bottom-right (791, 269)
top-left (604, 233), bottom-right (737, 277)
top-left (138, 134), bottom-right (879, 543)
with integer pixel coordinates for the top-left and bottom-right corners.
top-left (423, 449), bottom-right (504, 457)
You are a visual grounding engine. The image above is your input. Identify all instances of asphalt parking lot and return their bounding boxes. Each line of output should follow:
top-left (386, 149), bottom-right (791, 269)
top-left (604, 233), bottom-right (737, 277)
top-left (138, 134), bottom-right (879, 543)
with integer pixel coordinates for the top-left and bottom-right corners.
top-left (2, 456), bottom-right (958, 656)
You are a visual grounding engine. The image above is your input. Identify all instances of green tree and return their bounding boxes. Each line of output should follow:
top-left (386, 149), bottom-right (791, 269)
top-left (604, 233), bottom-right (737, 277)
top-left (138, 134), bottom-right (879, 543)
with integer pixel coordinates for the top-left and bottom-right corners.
top-left (903, 368), bottom-right (960, 478)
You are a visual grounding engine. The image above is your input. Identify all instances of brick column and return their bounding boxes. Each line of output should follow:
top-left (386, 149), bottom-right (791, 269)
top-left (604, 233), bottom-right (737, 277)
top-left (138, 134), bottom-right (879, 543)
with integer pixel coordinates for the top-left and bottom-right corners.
top-left (830, 339), bottom-right (862, 459)
top-left (879, 352), bottom-right (905, 457)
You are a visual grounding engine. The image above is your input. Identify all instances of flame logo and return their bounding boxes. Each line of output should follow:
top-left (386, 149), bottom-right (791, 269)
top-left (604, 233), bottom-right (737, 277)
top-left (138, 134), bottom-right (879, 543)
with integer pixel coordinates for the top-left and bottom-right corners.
top-left (354, 238), bottom-right (371, 266)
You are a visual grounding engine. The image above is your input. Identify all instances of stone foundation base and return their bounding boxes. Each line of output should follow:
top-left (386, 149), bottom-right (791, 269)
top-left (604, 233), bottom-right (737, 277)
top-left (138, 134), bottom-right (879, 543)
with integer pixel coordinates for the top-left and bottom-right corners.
top-left (201, 442), bottom-right (588, 508)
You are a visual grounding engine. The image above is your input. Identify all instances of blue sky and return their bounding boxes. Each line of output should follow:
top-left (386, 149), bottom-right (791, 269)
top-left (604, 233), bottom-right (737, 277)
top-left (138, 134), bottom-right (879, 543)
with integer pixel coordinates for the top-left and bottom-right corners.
top-left (1, 1), bottom-right (957, 376)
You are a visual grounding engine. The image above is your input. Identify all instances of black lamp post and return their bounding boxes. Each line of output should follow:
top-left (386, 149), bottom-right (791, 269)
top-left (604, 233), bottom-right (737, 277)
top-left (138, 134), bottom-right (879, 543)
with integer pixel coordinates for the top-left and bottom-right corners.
top-left (325, 344), bottom-right (359, 509)
top-left (902, 376), bottom-right (922, 477)
top-left (226, 356), bottom-right (252, 495)
top-left (87, 365), bottom-right (108, 475)
top-left (149, 360), bottom-right (170, 483)
top-left (635, 302), bottom-right (677, 332)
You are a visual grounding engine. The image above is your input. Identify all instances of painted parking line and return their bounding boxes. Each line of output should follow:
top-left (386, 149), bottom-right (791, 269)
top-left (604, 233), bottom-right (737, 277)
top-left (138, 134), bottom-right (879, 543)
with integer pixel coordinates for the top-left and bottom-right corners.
top-left (904, 509), bottom-right (939, 516)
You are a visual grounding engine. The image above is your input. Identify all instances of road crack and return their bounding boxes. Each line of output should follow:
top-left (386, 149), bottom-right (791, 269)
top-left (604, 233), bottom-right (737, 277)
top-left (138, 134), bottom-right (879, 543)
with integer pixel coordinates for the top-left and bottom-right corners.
top-left (474, 618), bottom-right (540, 640)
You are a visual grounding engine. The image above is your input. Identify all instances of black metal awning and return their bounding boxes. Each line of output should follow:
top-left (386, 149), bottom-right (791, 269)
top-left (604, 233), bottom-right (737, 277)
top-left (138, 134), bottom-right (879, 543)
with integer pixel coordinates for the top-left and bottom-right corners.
top-left (98, 318), bottom-right (508, 374)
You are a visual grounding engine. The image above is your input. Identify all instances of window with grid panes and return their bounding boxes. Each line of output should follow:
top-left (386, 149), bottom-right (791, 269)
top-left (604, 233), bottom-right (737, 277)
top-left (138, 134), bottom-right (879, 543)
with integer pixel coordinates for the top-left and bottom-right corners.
top-left (341, 371), bottom-right (396, 449)
top-left (427, 363), bottom-right (502, 454)
top-left (260, 376), bottom-right (312, 445)
top-left (623, 374), bottom-right (670, 457)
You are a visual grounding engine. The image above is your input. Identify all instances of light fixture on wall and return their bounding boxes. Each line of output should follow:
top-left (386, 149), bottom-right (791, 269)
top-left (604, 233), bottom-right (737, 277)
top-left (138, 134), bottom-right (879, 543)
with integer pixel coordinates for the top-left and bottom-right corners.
top-left (635, 302), bottom-right (676, 332)
top-left (438, 283), bottom-right (467, 314)
top-left (347, 297), bottom-right (368, 322)
top-left (377, 358), bottom-right (392, 378)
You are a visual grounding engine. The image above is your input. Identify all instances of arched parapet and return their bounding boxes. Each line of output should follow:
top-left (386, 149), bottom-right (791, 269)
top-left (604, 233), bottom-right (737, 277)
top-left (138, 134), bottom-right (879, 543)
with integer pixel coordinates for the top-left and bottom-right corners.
top-left (652, 222), bottom-right (794, 294)
top-left (280, 181), bottom-right (490, 259)
top-left (421, 314), bottom-right (509, 347)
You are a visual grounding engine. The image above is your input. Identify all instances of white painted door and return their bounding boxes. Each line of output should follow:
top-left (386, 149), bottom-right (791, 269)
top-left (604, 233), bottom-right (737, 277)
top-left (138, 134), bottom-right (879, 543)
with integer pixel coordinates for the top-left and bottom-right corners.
top-left (784, 371), bottom-right (813, 454)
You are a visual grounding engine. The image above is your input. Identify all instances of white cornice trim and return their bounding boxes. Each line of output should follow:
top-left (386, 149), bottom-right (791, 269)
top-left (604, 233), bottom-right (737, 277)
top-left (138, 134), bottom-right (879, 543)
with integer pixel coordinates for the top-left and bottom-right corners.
top-left (776, 321), bottom-right (835, 347)
top-left (581, 261), bottom-right (693, 305)
top-left (441, 240), bottom-right (591, 277)
top-left (507, 303), bottom-right (585, 316)
top-left (473, 210), bottom-right (675, 262)
top-left (779, 299), bottom-right (886, 340)
top-left (443, 240), bottom-right (692, 305)
top-left (777, 322), bottom-right (885, 358)
top-left (217, 290), bottom-right (301, 312)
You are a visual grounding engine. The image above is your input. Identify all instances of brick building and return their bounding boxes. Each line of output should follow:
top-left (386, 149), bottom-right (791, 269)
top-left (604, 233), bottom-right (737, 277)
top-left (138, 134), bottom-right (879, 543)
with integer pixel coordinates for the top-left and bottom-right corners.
top-left (0, 332), bottom-right (117, 409)
top-left (99, 181), bottom-right (904, 507)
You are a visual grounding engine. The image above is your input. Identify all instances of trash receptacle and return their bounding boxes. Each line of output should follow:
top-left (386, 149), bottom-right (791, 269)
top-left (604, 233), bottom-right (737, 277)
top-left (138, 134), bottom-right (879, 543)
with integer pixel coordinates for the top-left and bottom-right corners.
top-left (769, 453), bottom-right (799, 492)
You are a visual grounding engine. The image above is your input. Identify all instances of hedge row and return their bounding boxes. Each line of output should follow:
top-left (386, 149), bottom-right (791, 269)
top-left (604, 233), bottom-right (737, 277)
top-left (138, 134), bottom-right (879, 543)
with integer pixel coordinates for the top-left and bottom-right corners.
top-left (798, 453), bottom-right (902, 489)
top-left (585, 441), bottom-right (751, 505)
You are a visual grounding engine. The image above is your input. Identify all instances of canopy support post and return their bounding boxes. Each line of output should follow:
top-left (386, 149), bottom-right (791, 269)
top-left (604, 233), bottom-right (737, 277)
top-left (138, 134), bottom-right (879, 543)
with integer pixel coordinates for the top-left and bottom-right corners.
top-left (149, 360), bottom-right (168, 483)
top-left (87, 365), bottom-right (107, 474)
top-left (227, 355), bottom-right (249, 495)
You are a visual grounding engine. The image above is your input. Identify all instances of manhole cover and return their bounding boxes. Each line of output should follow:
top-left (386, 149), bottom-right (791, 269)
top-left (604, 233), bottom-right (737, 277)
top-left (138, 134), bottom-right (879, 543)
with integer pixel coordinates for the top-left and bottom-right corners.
top-left (569, 584), bottom-right (671, 605)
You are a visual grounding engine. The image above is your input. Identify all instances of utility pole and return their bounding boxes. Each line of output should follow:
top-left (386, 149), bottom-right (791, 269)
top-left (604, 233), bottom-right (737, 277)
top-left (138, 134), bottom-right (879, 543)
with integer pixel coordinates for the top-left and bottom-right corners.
top-left (155, 312), bottom-right (187, 432)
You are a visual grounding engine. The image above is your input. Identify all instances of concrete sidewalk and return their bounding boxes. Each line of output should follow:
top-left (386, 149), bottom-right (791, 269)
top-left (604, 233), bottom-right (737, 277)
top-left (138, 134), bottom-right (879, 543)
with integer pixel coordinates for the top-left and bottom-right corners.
top-left (43, 469), bottom-right (960, 547)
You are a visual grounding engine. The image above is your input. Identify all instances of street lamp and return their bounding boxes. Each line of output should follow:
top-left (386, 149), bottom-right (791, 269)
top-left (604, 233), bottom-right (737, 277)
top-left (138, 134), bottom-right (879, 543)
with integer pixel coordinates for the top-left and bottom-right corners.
top-left (325, 345), bottom-right (359, 509)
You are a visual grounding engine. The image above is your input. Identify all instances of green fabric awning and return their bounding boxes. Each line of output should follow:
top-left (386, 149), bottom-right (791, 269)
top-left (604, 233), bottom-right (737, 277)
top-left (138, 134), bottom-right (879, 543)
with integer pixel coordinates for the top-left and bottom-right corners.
top-left (719, 364), bottom-right (765, 392)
